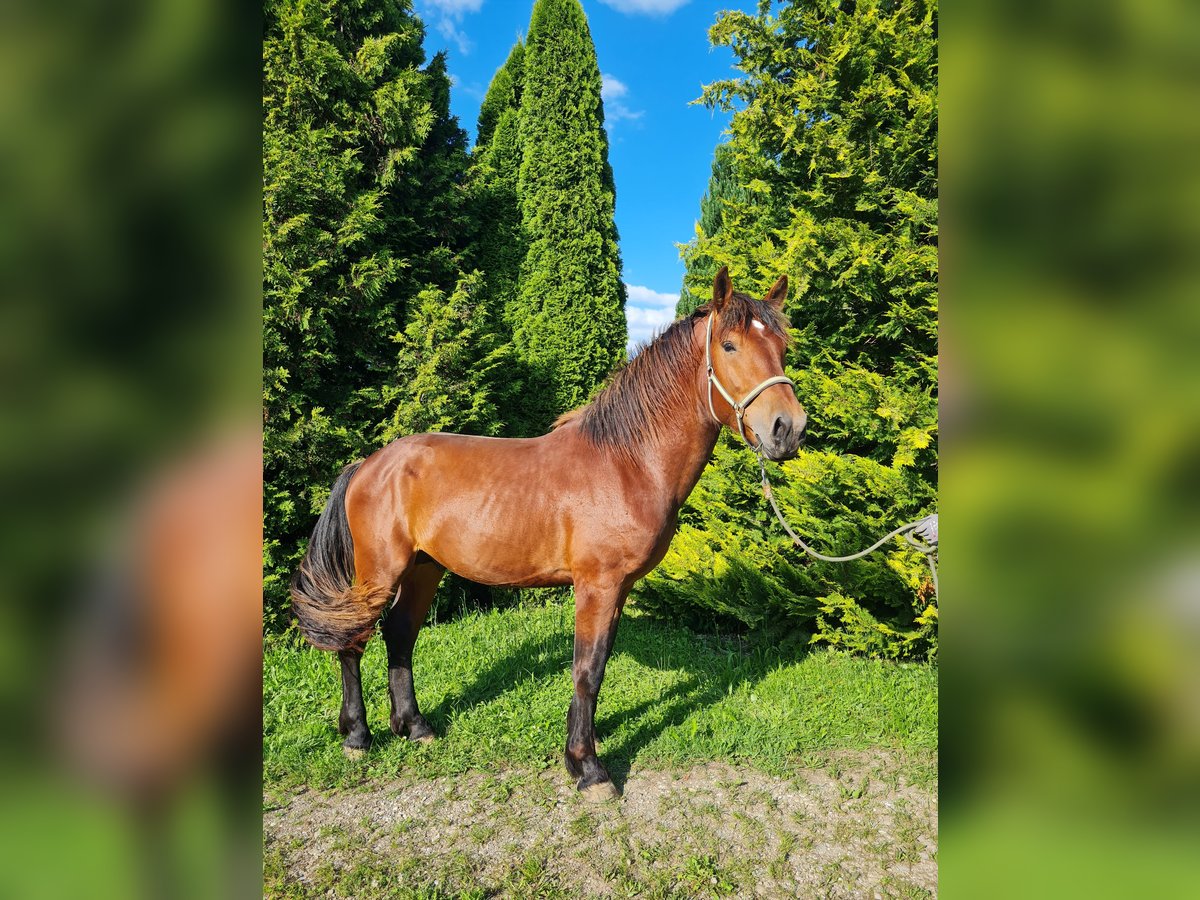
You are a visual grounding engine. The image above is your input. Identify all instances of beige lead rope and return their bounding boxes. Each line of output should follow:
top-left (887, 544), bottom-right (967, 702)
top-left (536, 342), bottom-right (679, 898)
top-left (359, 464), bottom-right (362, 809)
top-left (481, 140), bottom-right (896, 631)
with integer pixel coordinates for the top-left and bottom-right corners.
top-left (757, 451), bottom-right (939, 601)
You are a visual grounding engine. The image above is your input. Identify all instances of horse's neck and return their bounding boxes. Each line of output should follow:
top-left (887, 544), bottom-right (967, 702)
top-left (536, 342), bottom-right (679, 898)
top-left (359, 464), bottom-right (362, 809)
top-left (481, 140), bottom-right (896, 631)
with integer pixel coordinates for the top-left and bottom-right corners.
top-left (641, 341), bottom-right (722, 510)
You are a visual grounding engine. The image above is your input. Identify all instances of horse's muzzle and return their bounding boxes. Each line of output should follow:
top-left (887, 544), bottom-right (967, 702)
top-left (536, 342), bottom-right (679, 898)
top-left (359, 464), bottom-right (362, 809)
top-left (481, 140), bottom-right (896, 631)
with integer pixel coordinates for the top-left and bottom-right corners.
top-left (762, 413), bottom-right (806, 460)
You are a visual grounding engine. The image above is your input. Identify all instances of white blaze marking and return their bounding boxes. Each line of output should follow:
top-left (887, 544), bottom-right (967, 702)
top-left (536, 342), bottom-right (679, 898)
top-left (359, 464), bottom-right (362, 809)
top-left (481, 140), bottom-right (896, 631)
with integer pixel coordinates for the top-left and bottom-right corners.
top-left (752, 319), bottom-right (766, 332)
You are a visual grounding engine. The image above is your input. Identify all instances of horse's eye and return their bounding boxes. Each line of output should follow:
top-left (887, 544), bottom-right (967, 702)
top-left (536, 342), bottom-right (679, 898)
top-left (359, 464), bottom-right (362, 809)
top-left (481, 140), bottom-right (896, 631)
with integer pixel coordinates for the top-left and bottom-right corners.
top-left (722, 341), bottom-right (736, 353)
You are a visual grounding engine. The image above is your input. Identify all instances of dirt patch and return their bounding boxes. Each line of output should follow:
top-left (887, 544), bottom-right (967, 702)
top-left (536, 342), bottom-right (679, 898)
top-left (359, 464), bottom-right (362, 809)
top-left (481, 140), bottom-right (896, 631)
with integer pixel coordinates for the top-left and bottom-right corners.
top-left (264, 754), bottom-right (936, 898)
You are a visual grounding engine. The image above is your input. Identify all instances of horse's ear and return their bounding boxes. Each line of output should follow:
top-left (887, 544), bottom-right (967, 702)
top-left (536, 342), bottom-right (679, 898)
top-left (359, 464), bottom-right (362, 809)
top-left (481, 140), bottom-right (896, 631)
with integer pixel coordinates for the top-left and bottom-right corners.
top-left (764, 274), bottom-right (788, 309)
top-left (712, 266), bottom-right (733, 310)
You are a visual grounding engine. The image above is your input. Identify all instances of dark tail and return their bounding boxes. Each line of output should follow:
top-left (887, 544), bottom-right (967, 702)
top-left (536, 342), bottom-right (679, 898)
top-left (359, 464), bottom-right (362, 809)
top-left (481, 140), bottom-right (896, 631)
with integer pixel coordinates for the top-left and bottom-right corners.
top-left (290, 461), bottom-right (390, 651)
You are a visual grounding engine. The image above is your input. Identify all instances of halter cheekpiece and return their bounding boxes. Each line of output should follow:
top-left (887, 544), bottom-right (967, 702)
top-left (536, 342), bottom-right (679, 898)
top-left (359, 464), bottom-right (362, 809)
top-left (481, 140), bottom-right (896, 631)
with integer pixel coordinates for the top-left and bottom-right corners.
top-left (704, 311), bottom-right (796, 450)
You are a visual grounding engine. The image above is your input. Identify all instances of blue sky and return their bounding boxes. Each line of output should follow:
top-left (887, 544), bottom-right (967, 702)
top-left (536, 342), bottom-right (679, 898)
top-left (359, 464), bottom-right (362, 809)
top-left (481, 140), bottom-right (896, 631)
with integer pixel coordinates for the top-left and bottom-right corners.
top-left (412, 0), bottom-right (758, 349)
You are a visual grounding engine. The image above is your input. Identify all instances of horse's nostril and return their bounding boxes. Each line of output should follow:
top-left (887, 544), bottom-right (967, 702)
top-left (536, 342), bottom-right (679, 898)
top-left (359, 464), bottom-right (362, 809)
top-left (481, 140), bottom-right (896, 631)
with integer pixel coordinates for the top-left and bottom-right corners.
top-left (772, 416), bottom-right (789, 440)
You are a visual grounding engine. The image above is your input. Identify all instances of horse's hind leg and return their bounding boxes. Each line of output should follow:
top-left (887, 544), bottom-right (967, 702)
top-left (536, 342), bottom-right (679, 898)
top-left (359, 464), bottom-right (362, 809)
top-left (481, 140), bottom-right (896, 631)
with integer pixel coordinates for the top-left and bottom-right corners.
top-left (336, 538), bottom-right (413, 759)
top-left (382, 562), bottom-right (443, 743)
top-left (337, 649), bottom-right (371, 758)
top-left (566, 577), bottom-right (628, 801)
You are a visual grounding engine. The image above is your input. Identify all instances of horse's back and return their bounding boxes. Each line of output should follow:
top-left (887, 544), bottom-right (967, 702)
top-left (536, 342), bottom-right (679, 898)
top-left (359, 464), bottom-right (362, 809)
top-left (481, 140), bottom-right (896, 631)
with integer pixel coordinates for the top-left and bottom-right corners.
top-left (362, 429), bottom-right (559, 484)
top-left (346, 427), bottom-right (671, 588)
top-left (348, 429), bottom-right (585, 586)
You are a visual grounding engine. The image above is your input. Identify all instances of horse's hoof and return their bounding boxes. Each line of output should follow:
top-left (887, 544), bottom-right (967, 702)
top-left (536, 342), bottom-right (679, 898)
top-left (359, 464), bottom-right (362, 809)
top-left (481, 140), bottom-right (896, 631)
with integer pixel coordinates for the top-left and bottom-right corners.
top-left (342, 745), bottom-right (367, 761)
top-left (580, 781), bottom-right (620, 803)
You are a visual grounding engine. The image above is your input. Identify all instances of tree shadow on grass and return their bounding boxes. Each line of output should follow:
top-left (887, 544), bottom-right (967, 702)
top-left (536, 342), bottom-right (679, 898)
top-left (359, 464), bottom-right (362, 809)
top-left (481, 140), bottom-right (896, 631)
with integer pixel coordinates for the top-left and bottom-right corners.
top-left (361, 596), bottom-right (812, 780)
top-left (422, 630), bottom-right (574, 730)
top-left (595, 677), bottom-right (708, 788)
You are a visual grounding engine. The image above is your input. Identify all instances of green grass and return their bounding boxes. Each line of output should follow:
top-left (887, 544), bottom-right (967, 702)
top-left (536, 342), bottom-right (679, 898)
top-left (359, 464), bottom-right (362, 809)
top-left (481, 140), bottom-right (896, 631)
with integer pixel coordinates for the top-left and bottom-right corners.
top-left (263, 600), bottom-right (937, 791)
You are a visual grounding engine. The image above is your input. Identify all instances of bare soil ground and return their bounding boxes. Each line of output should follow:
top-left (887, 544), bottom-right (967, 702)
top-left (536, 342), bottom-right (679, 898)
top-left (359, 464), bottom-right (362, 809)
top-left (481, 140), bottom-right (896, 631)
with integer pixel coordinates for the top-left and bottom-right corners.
top-left (264, 751), bottom-right (936, 899)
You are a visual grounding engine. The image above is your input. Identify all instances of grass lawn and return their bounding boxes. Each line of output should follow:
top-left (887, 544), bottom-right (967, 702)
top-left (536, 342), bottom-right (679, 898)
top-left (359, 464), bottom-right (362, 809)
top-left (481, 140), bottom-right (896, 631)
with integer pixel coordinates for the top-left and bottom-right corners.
top-left (263, 599), bottom-right (938, 793)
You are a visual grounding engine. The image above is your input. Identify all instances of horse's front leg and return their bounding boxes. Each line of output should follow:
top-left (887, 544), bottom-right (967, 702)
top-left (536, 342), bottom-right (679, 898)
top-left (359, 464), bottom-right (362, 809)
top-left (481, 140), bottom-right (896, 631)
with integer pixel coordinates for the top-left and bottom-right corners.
top-left (566, 578), bottom-right (627, 801)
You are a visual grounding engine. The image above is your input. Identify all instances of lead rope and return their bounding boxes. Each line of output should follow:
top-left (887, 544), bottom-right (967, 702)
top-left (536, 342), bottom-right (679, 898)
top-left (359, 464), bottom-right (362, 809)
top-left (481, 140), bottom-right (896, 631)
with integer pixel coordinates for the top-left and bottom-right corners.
top-left (756, 451), bottom-right (939, 602)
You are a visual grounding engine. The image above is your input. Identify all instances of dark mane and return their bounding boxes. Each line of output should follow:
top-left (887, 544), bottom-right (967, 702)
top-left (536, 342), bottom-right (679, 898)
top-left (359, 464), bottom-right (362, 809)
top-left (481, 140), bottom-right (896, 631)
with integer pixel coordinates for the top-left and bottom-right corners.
top-left (558, 291), bottom-right (790, 454)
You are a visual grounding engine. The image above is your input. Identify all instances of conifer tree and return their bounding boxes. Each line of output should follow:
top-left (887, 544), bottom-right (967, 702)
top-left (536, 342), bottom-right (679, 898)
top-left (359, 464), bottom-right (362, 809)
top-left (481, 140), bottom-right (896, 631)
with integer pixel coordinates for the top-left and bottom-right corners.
top-left (262, 0), bottom-right (472, 623)
top-left (467, 42), bottom-right (540, 434)
top-left (515, 0), bottom-right (627, 424)
top-left (645, 0), bottom-right (939, 659)
top-left (476, 42), bottom-right (524, 150)
top-left (379, 272), bottom-right (515, 440)
top-left (470, 44), bottom-right (528, 336)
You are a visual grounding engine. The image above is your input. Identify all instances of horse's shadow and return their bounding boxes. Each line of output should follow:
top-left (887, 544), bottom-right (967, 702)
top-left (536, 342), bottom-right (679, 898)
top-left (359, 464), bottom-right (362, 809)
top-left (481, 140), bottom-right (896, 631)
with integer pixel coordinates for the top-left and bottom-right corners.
top-left (597, 616), bottom-right (809, 790)
top-left (424, 629), bottom-right (574, 728)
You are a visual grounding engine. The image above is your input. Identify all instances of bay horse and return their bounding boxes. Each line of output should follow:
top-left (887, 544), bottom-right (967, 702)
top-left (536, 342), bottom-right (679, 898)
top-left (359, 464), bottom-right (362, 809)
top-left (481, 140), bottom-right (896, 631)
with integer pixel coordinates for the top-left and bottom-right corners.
top-left (292, 267), bottom-right (807, 800)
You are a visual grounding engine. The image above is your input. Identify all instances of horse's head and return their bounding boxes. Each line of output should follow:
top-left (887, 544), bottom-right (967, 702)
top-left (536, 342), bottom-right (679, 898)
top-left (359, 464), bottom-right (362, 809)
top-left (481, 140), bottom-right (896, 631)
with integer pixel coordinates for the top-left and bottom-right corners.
top-left (703, 266), bottom-right (807, 461)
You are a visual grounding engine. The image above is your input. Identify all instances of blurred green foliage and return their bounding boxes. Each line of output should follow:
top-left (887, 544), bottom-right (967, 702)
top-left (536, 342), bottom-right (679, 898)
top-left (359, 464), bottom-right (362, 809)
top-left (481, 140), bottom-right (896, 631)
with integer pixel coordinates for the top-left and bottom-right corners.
top-left (0, 0), bottom-right (259, 620)
top-left (641, 0), bottom-right (938, 658)
top-left (942, 0), bottom-right (1200, 893)
top-left (0, 0), bottom-right (260, 896)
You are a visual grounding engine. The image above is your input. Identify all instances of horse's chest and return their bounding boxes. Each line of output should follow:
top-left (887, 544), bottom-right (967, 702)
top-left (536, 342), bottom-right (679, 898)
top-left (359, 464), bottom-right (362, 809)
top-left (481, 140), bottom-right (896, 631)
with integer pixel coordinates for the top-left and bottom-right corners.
top-left (596, 506), bottom-right (678, 576)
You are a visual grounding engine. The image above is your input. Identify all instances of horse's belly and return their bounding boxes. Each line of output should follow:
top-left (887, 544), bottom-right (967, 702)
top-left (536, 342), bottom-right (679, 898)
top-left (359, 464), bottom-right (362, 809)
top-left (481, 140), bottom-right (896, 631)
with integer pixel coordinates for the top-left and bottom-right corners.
top-left (414, 500), bottom-right (573, 588)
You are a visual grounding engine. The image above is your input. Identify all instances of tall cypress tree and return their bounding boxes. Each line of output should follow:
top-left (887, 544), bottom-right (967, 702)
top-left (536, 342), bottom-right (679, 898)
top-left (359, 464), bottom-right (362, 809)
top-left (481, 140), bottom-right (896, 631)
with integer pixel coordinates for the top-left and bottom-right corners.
top-left (515, 0), bottom-right (626, 424)
top-left (470, 44), bottom-right (527, 333)
top-left (475, 42), bottom-right (524, 151)
top-left (262, 0), bottom-right (472, 624)
top-left (468, 41), bottom-right (535, 434)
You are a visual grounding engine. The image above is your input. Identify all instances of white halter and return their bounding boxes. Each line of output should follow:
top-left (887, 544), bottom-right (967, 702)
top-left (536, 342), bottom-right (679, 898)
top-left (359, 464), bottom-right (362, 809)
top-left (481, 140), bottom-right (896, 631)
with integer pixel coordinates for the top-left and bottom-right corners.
top-left (704, 312), bottom-right (796, 449)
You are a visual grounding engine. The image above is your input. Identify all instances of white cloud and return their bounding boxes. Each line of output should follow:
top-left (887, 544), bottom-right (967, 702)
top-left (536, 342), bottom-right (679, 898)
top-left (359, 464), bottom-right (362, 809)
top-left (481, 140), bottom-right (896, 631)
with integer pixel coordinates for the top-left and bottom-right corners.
top-left (624, 283), bottom-right (678, 352)
top-left (419, 0), bottom-right (484, 55)
top-left (599, 0), bottom-right (691, 16)
top-left (601, 73), bottom-right (629, 101)
top-left (423, 0), bottom-right (484, 13)
top-left (600, 73), bottom-right (644, 128)
top-left (434, 17), bottom-right (472, 55)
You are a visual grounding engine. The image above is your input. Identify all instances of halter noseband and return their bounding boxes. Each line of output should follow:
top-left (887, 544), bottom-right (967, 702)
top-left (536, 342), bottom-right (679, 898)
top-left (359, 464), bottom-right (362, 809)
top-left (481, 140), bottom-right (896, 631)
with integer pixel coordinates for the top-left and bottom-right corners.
top-left (704, 311), bottom-right (796, 450)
